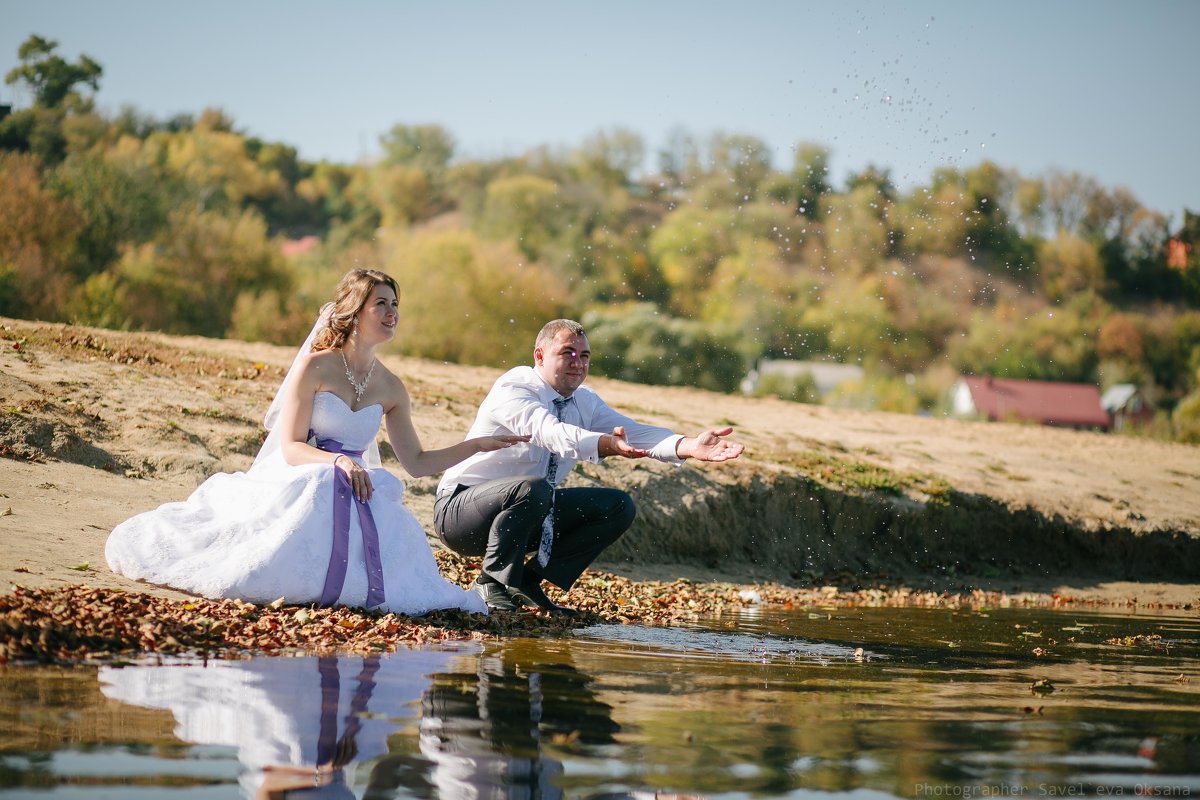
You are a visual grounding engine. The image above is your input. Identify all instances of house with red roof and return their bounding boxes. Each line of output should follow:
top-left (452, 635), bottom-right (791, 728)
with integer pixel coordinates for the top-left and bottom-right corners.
top-left (950, 376), bottom-right (1111, 431)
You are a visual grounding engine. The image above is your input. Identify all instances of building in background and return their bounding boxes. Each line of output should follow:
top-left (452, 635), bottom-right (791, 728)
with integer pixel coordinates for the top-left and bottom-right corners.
top-left (950, 376), bottom-right (1111, 430)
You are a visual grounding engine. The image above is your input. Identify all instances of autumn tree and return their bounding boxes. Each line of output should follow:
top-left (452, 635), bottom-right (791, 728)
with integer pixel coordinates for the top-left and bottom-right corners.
top-left (0, 152), bottom-right (80, 317)
top-left (102, 207), bottom-right (288, 337)
top-left (381, 229), bottom-right (566, 366)
top-left (1037, 232), bottom-right (1105, 302)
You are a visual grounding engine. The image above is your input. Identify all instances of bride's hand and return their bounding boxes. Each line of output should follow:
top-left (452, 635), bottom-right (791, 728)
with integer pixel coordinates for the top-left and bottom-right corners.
top-left (472, 434), bottom-right (531, 453)
top-left (334, 454), bottom-right (373, 502)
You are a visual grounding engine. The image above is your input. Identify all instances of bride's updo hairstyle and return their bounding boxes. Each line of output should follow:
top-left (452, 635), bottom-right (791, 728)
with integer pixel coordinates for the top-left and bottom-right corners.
top-left (311, 268), bottom-right (399, 352)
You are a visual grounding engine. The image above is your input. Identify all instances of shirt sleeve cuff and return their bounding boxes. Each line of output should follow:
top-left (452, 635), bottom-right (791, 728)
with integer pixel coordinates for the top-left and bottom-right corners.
top-left (579, 432), bottom-right (604, 463)
top-left (650, 434), bottom-right (686, 465)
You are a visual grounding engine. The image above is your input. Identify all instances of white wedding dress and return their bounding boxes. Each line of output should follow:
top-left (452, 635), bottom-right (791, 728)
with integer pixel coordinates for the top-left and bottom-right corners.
top-left (105, 392), bottom-right (487, 616)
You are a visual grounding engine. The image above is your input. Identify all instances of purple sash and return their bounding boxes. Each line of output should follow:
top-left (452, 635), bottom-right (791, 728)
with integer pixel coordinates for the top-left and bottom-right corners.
top-left (314, 436), bottom-right (386, 608)
top-left (316, 656), bottom-right (380, 767)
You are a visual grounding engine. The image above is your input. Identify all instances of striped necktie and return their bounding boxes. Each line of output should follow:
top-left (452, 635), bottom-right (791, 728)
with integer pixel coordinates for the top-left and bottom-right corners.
top-left (537, 397), bottom-right (570, 568)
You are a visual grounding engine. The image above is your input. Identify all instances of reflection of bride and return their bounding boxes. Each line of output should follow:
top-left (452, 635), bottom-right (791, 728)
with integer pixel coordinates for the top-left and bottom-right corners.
top-left (106, 269), bottom-right (525, 615)
top-left (99, 649), bottom-right (470, 799)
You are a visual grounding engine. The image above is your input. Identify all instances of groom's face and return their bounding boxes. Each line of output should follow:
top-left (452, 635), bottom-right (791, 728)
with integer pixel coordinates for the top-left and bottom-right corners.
top-left (535, 330), bottom-right (591, 397)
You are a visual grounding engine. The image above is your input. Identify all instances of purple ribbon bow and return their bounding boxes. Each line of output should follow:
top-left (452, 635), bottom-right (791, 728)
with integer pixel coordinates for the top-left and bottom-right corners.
top-left (314, 435), bottom-right (385, 609)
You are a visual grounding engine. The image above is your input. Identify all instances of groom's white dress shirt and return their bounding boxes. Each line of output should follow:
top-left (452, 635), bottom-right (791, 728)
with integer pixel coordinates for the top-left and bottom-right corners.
top-left (437, 366), bottom-right (683, 495)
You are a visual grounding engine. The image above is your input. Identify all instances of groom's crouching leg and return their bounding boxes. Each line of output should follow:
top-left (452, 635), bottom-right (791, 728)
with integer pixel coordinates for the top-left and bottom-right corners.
top-left (435, 477), bottom-right (555, 612)
top-left (532, 487), bottom-right (636, 594)
top-left (486, 478), bottom-right (552, 585)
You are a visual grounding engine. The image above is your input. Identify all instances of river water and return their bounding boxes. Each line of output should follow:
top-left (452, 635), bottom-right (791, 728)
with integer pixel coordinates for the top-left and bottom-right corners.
top-left (1, 604), bottom-right (1198, 799)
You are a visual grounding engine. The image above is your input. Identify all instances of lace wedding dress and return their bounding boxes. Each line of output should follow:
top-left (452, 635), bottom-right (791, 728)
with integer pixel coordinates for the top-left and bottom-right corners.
top-left (105, 392), bottom-right (487, 616)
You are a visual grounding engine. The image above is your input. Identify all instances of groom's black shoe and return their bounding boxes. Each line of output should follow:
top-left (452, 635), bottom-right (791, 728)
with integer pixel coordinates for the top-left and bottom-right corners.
top-left (509, 579), bottom-right (579, 617)
top-left (472, 577), bottom-right (517, 612)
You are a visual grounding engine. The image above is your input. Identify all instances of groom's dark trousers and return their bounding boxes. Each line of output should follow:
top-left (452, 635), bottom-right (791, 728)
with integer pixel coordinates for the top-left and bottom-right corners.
top-left (433, 477), bottom-right (634, 591)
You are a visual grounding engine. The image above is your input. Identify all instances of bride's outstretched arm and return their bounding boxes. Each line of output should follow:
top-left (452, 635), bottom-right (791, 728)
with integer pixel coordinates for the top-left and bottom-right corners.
top-left (383, 374), bottom-right (527, 478)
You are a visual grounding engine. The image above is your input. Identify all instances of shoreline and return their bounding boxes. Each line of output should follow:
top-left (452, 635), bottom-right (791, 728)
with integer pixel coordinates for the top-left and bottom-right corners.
top-left (4, 554), bottom-right (1196, 665)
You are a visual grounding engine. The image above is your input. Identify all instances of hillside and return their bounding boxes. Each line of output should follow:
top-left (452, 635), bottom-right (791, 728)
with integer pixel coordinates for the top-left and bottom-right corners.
top-left (2, 317), bottom-right (1199, 607)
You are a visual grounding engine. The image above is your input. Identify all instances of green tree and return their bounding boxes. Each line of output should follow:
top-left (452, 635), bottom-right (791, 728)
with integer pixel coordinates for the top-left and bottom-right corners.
top-left (648, 206), bottom-right (734, 313)
top-left (656, 126), bottom-right (703, 188)
top-left (1, 34), bottom-right (104, 163)
top-left (791, 141), bottom-right (832, 219)
top-left (707, 132), bottom-right (773, 197)
top-left (379, 123), bottom-right (455, 177)
top-left (949, 299), bottom-right (1099, 383)
top-left (573, 127), bottom-right (644, 188)
top-left (582, 302), bottom-right (744, 392)
top-left (243, 138), bottom-right (326, 236)
top-left (1172, 381), bottom-right (1200, 443)
top-left (700, 238), bottom-right (814, 364)
top-left (158, 115), bottom-right (283, 211)
top-left (49, 149), bottom-right (174, 279)
top-left (570, 225), bottom-right (667, 307)
top-left (479, 173), bottom-right (563, 261)
top-left (5, 35), bottom-right (102, 108)
top-left (823, 184), bottom-right (892, 274)
top-left (959, 161), bottom-right (1034, 276)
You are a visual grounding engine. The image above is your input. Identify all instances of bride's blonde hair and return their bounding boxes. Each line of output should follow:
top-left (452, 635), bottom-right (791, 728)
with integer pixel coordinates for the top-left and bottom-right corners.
top-left (311, 268), bottom-right (399, 352)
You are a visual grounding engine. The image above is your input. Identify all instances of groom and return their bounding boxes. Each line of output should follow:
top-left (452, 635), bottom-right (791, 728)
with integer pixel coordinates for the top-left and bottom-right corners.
top-left (433, 319), bottom-right (744, 615)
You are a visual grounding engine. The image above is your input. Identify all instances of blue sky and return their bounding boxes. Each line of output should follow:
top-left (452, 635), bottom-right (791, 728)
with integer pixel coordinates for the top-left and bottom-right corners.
top-left (3, 0), bottom-right (1197, 223)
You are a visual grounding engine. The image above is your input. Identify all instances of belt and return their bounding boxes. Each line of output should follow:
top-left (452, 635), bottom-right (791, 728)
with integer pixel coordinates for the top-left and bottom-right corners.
top-left (435, 483), bottom-right (468, 503)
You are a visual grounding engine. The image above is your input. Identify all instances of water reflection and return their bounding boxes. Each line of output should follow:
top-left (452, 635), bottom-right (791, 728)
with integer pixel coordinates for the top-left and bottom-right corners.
top-left (99, 649), bottom-right (469, 799)
top-left (4, 606), bottom-right (1195, 798)
top-left (95, 644), bottom-right (631, 799)
top-left (367, 647), bottom-right (620, 798)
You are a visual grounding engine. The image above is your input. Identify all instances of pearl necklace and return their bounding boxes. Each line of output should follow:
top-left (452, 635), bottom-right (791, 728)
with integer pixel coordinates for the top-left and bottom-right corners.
top-left (340, 350), bottom-right (376, 402)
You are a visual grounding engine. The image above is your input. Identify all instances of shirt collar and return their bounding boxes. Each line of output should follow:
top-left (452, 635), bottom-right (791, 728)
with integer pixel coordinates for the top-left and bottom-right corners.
top-left (530, 367), bottom-right (575, 403)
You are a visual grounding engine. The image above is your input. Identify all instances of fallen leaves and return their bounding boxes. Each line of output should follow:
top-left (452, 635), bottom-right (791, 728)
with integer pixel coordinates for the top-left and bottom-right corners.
top-left (0, 584), bottom-right (500, 664)
top-left (2, 549), bottom-right (1192, 666)
top-left (1031, 679), bottom-right (1056, 695)
top-left (1104, 633), bottom-right (1166, 648)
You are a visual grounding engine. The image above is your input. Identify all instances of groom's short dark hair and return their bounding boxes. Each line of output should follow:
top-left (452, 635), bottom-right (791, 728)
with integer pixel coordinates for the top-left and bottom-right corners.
top-left (535, 319), bottom-right (586, 351)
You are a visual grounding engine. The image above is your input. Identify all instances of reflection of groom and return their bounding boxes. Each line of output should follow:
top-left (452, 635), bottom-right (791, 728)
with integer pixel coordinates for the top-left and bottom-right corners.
top-left (366, 647), bottom-right (619, 798)
top-left (434, 319), bottom-right (744, 614)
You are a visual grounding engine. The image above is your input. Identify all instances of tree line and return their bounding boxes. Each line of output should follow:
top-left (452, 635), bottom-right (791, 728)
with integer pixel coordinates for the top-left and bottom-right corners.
top-left (2, 35), bottom-right (1199, 441)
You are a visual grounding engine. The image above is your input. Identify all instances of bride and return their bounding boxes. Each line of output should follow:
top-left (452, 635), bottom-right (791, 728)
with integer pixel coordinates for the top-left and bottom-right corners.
top-left (106, 268), bottom-right (525, 616)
